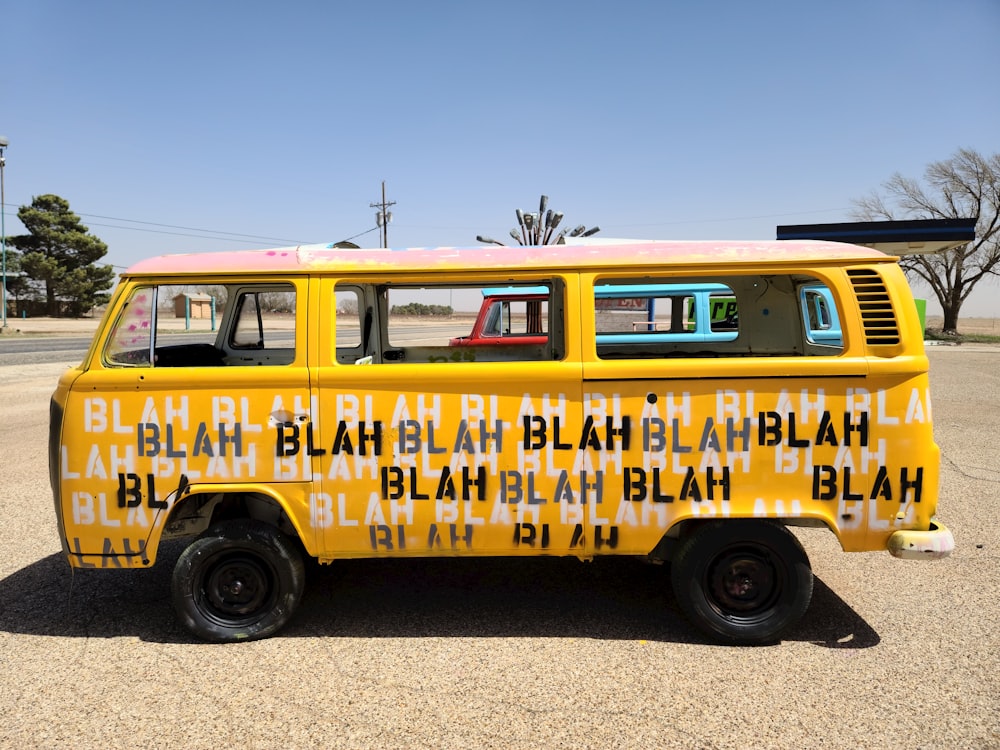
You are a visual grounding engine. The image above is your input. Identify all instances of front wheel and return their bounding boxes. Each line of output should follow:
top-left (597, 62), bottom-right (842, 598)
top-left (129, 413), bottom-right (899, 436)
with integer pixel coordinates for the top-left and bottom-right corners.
top-left (670, 520), bottom-right (813, 646)
top-left (172, 520), bottom-right (305, 643)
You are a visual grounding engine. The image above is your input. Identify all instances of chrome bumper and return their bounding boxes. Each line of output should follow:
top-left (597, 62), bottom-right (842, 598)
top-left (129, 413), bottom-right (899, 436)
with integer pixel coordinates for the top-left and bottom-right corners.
top-left (887, 519), bottom-right (954, 560)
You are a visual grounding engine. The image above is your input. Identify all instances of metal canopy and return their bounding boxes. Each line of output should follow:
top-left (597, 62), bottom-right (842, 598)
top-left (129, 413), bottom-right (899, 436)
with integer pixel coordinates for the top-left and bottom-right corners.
top-left (776, 218), bottom-right (977, 255)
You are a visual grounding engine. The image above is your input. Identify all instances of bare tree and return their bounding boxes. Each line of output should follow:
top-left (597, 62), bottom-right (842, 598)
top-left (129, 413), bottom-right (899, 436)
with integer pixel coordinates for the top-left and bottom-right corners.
top-left (852, 148), bottom-right (1000, 333)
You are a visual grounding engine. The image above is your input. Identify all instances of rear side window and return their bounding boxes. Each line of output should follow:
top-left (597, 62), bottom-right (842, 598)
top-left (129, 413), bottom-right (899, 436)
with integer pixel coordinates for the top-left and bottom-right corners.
top-left (592, 276), bottom-right (844, 359)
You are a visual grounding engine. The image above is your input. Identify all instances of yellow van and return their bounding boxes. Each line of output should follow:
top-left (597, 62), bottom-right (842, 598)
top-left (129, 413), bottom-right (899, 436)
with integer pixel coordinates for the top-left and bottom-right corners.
top-left (49, 240), bottom-right (953, 644)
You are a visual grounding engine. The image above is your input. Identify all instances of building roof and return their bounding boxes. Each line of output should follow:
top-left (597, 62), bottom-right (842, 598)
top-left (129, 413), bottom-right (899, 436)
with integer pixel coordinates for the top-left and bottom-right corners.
top-left (173, 292), bottom-right (214, 301)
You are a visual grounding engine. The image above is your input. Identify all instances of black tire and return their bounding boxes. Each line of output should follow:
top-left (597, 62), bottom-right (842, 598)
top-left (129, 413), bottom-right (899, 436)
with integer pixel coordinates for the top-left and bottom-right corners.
top-left (670, 520), bottom-right (813, 646)
top-left (172, 520), bottom-right (305, 643)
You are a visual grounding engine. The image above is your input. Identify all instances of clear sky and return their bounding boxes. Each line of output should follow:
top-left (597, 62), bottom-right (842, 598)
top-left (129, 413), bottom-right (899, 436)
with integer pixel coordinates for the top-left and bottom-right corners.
top-left (2, 0), bottom-right (998, 315)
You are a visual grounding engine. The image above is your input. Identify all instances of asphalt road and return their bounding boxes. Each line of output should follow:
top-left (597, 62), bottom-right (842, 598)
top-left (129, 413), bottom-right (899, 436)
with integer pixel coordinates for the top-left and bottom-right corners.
top-left (0, 335), bottom-right (92, 366)
top-left (0, 346), bottom-right (997, 749)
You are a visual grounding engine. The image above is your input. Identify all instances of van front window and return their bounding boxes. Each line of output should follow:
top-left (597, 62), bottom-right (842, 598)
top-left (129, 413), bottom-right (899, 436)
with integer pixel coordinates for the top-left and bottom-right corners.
top-left (101, 282), bottom-right (297, 368)
top-left (105, 286), bottom-right (156, 366)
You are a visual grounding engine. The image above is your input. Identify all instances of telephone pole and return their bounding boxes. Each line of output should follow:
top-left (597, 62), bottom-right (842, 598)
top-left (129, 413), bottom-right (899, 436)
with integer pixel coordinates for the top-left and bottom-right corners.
top-left (370, 181), bottom-right (395, 248)
top-left (1, 136), bottom-right (8, 330)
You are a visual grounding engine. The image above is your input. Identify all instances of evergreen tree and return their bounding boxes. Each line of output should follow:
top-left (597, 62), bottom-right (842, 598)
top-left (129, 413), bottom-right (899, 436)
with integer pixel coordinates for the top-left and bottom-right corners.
top-left (9, 194), bottom-right (115, 316)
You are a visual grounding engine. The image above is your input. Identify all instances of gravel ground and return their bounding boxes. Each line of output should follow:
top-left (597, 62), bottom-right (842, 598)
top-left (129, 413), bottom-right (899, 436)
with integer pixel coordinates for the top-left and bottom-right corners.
top-left (0, 347), bottom-right (997, 750)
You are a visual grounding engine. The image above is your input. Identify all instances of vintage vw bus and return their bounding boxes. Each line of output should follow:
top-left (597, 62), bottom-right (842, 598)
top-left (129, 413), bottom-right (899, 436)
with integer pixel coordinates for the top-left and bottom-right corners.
top-left (49, 240), bottom-right (953, 643)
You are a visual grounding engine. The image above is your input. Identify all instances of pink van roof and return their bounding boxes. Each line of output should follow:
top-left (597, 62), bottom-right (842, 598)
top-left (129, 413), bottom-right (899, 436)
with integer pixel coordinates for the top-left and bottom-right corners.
top-left (122, 239), bottom-right (892, 277)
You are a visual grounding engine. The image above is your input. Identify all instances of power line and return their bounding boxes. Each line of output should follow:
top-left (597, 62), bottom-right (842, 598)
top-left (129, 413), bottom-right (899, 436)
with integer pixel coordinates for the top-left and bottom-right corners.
top-left (338, 226), bottom-right (380, 243)
top-left (86, 219), bottom-right (379, 249)
top-left (0, 203), bottom-right (377, 247)
top-left (79, 212), bottom-right (312, 244)
top-left (101, 224), bottom-right (381, 270)
top-left (83, 219), bottom-right (312, 245)
top-left (1, 204), bottom-right (314, 245)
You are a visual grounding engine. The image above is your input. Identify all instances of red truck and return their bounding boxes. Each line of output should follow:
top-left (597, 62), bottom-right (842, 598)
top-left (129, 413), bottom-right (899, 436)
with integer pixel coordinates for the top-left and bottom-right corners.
top-left (449, 287), bottom-right (549, 346)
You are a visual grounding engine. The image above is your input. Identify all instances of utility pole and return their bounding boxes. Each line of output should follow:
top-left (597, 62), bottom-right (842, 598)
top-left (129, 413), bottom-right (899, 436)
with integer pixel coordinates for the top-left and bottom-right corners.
top-left (0, 136), bottom-right (7, 330)
top-left (370, 181), bottom-right (396, 248)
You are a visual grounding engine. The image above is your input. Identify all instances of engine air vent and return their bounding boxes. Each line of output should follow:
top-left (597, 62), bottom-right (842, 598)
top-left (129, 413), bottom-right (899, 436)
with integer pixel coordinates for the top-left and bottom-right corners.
top-left (847, 268), bottom-right (900, 346)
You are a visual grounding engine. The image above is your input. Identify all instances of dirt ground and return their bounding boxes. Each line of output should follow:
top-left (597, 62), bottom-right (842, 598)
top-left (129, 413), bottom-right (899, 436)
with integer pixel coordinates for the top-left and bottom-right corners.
top-left (924, 316), bottom-right (1000, 335)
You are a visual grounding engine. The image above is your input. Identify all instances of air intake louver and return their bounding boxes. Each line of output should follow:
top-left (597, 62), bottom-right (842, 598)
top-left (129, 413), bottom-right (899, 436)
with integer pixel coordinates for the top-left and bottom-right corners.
top-left (847, 268), bottom-right (900, 345)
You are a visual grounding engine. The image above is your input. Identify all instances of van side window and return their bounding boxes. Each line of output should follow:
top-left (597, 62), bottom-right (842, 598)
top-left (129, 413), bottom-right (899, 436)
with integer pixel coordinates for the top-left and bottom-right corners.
top-left (334, 287), bottom-right (367, 363)
top-left (383, 282), bottom-right (562, 363)
top-left (102, 283), bottom-right (296, 368)
top-left (335, 289), bottom-right (363, 347)
top-left (593, 276), bottom-right (843, 359)
top-left (231, 289), bottom-right (295, 350)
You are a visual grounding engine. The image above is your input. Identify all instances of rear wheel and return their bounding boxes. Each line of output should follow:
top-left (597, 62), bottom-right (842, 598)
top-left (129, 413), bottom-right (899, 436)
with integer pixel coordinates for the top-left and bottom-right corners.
top-left (172, 520), bottom-right (305, 642)
top-left (671, 520), bottom-right (813, 645)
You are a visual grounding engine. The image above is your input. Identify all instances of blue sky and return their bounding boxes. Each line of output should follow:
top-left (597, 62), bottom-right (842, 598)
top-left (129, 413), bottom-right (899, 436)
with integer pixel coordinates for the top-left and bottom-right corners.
top-left (2, 0), bottom-right (998, 314)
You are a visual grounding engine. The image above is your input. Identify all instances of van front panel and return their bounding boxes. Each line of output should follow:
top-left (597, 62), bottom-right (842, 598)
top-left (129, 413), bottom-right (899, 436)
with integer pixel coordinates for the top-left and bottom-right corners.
top-left (55, 278), bottom-right (317, 568)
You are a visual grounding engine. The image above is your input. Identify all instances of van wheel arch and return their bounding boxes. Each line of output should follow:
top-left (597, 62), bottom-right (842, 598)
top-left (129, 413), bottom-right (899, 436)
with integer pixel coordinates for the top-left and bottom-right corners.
top-left (653, 516), bottom-right (834, 563)
top-left (648, 518), bottom-right (711, 563)
top-left (163, 490), bottom-right (300, 543)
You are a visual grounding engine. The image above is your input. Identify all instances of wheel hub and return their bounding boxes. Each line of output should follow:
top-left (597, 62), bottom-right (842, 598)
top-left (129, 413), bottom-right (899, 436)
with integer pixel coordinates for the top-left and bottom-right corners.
top-left (727, 572), bottom-right (756, 598)
top-left (710, 550), bottom-right (777, 615)
top-left (205, 557), bottom-right (270, 617)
